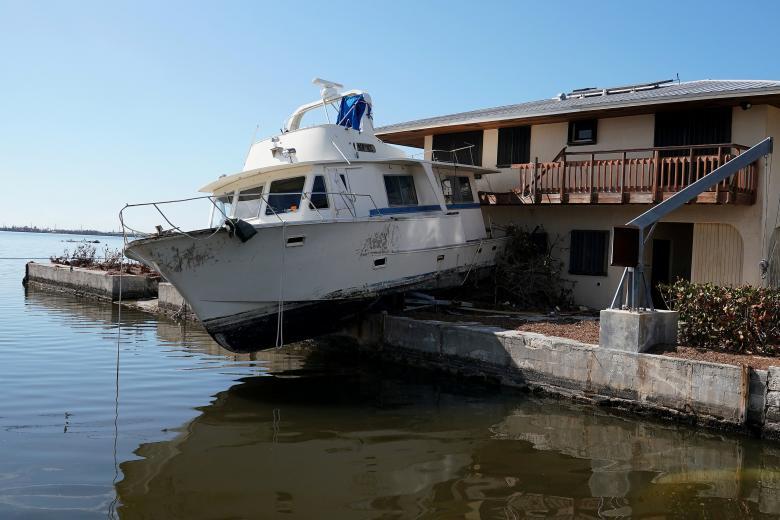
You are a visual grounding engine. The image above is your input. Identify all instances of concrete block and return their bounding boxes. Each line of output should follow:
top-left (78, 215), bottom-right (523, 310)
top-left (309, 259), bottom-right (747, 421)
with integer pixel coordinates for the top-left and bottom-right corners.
top-left (748, 369), bottom-right (768, 425)
top-left (158, 282), bottom-right (189, 311)
top-left (441, 325), bottom-right (509, 366)
top-left (26, 262), bottom-right (157, 300)
top-left (590, 348), bottom-right (639, 399)
top-left (383, 316), bottom-right (442, 354)
top-left (767, 366), bottom-right (780, 392)
top-left (765, 392), bottom-right (780, 423)
top-left (599, 309), bottom-right (678, 353)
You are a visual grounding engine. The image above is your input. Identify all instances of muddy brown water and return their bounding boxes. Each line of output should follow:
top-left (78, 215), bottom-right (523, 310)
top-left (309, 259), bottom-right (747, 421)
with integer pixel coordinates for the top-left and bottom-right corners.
top-left (2, 231), bottom-right (780, 519)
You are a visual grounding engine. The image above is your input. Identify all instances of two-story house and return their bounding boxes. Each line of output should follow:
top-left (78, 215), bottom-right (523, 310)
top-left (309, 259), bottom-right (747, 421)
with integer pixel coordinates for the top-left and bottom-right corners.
top-left (376, 80), bottom-right (780, 308)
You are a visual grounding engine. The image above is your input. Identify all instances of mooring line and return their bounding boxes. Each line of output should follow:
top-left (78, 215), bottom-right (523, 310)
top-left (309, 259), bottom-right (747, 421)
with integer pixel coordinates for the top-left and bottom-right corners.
top-left (106, 238), bottom-right (125, 518)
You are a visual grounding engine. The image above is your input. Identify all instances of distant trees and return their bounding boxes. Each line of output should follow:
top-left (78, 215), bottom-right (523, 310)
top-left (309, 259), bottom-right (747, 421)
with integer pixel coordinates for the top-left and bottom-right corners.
top-left (0, 225), bottom-right (122, 237)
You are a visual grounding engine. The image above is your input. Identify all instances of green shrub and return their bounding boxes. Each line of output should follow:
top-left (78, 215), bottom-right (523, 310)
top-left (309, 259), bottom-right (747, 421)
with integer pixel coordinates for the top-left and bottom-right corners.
top-left (659, 279), bottom-right (780, 354)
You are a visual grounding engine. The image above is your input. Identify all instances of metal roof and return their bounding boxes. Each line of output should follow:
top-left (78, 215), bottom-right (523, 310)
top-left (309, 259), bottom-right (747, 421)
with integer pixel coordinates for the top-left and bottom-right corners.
top-left (376, 80), bottom-right (780, 136)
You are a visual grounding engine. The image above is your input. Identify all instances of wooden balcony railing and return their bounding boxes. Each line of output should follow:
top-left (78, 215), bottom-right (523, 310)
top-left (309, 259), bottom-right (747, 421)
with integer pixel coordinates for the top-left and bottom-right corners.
top-left (480, 143), bottom-right (759, 206)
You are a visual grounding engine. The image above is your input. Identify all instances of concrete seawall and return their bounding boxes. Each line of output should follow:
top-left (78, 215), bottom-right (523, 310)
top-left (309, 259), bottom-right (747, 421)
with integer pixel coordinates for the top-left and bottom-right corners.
top-left (343, 315), bottom-right (780, 438)
top-left (25, 262), bottom-right (158, 300)
top-left (23, 264), bottom-right (196, 322)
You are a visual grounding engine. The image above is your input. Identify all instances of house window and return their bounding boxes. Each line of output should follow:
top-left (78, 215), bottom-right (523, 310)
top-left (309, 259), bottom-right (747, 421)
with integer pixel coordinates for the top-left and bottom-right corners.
top-left (568, 119), bottom-right (597, 145)
top-left (266, 176), bottom-right (305, 215)
top-left (309, 175), bottom-right (328, 209)
top-left (432, 131), bottom-right (483, 166)
top-left (233, 186), bottom-right (264, 219)
top-left (654, 107), bottom-right (731, 156)
top-left (497, 125), bottom-right (531, 167)
top-left (569, 230), bottom-right (609, 276)
top-left (441, 176), bottom-right (474, 204)
top-left (384, 175), bottom-right (418, 206)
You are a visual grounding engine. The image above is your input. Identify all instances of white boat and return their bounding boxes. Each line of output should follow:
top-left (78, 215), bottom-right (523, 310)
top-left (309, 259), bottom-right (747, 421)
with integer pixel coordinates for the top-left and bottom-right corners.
top-left (124, 79), bottom-right (506, 352)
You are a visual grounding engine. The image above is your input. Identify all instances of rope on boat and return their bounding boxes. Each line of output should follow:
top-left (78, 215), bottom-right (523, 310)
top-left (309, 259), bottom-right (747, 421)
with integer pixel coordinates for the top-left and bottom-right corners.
top-left (460, 238), bottom-right (485, 286)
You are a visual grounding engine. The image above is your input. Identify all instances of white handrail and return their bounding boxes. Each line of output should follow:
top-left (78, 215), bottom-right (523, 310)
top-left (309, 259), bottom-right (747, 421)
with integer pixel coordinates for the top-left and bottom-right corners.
top-left (119, 190), bottom-right (386, 244)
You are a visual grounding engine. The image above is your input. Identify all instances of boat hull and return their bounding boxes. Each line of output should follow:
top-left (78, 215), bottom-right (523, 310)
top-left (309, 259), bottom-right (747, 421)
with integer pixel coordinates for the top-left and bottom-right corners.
top-left (126, 218), bottom-right (505, 352)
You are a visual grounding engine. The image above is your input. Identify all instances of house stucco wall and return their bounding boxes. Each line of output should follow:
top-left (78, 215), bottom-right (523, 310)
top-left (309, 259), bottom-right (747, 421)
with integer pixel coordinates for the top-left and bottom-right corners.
top-left (421, 105), bottom-right (777, 307)
top-left (765, 106), bottom-right (780, 287)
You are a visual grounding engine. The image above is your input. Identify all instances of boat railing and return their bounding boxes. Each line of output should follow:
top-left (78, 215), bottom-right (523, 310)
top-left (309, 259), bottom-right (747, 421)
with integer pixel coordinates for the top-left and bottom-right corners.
top-left (119, 190), bottom-right (383, 245)
top-left (431, 144), bottom-right (477, 166)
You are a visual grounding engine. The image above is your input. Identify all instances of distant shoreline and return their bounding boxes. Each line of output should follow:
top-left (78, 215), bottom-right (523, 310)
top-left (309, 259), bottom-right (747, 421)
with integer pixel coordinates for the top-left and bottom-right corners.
top-left (0, 226), bottom-right (123, 237)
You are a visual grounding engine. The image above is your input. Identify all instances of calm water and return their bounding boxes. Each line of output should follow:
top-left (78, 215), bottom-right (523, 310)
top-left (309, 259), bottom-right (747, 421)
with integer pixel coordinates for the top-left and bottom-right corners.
top-left (1, 230), bottom-right (780, 518)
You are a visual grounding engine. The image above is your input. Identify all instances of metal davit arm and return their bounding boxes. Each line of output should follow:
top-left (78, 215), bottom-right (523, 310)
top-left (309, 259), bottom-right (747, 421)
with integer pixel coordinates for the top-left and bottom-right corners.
top-left (628, 137), bottom-right (773, 229)
top-left (611, 137), bottom-right (773, 310)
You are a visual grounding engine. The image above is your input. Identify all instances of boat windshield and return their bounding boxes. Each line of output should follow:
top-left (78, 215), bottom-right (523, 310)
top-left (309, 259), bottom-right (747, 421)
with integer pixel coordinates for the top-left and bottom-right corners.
top-left (211, 192), bottom-right (234, 227)
top-left (266, 177), bottom-right (305, 215)
top-left (234, 186), bottom-right (264, 220)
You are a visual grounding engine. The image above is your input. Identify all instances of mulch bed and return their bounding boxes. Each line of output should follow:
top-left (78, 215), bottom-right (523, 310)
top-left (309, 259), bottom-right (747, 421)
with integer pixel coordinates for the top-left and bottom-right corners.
top-left (403, 310), bottom-right (600, 344)
top-left (516, 320), bottom-right (600, 344)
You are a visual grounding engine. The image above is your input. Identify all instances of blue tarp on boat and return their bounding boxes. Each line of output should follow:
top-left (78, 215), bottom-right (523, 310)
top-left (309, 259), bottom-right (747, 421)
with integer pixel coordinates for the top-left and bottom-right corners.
top-left (336, 94), bottom-right (371, 130)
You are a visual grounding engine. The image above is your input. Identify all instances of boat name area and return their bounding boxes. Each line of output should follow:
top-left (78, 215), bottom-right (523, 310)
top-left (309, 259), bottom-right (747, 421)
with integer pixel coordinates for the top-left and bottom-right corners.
top-left (357, 222), bottom-right (398, 257)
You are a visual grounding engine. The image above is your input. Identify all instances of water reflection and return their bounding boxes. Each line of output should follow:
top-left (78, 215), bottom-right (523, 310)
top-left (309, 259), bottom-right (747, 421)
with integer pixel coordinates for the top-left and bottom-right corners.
top-left (9, 263), bottom-right (780, 518)
top-left (115, 360), bottom-right (780, 519)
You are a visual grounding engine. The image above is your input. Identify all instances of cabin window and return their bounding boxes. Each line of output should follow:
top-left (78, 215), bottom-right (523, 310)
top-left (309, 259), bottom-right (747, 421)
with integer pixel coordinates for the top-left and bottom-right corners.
top-left (568, 119), bottom-right (598, 145)
top-left (441, 176), bottom-right (474, 204)
top-left (384, 175), bottom-right (418, 206)
top-left (353, 143), bottom-right (376, 153)
top-left (211, 192), bottom-right (234, 226)
top-left (432, 131), bottom-right (483, 166)
top-left (309, 175), bottom-right (329, 209)
top-left (266, 176), bottom-right (305, 215)
top-left (497, 125), bottom-right (531, 167)
top-left (233, 186), bottom-right (264, 219)
top-left (569, 230), bottom-right (609, 276)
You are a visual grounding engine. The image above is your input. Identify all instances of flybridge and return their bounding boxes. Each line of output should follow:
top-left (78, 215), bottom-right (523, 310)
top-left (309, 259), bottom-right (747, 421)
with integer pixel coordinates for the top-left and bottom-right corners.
top-left (284, 78), bottom-right (374, 133)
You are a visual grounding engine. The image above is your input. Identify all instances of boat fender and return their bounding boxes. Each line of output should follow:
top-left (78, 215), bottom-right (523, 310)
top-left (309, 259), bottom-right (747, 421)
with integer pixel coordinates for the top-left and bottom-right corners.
top-left (223, 218), bottom-right (258, 243)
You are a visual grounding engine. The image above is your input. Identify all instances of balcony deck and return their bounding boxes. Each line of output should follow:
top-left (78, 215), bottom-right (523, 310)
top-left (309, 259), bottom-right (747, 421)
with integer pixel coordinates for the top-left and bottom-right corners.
top-left (479, 143), bottom-right (758, 206)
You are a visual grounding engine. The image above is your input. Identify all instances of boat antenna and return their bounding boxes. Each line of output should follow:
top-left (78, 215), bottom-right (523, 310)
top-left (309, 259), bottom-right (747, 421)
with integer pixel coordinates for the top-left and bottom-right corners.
top-left (244, 124), bottom-right (259, 166)
top-left (312, 78), bottom-right (343, 125)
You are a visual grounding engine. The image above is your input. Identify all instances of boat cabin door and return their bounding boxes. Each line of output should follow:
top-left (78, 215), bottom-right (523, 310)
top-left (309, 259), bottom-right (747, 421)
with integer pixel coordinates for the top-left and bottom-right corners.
top-left (325, 168), bottom-right (356, 217)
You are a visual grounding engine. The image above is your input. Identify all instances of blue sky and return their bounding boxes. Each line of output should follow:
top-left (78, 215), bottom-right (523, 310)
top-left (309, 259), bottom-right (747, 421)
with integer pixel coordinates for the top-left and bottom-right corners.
top-left (2, 0), bottom-right (779, 231)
